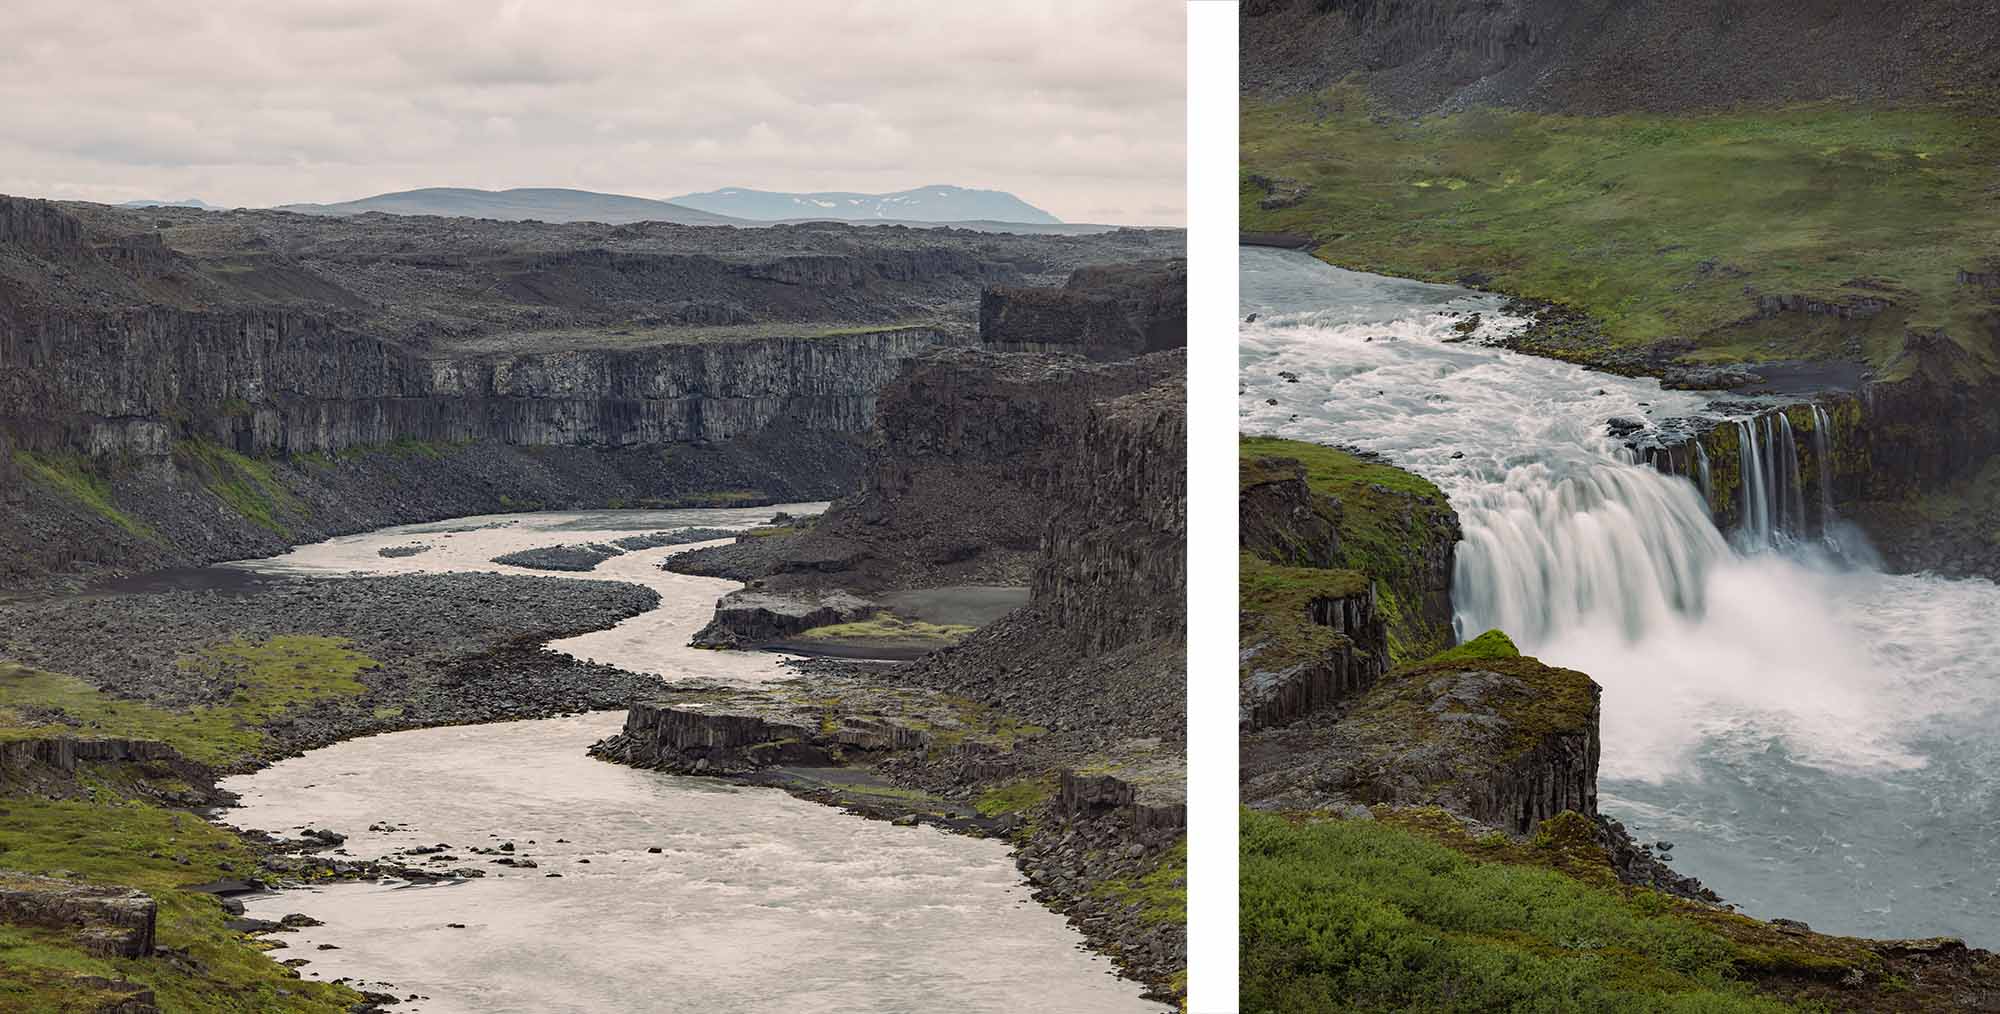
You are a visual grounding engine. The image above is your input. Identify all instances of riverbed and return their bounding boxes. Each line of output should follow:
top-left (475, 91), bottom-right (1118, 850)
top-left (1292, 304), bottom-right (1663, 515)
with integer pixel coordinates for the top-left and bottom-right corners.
top-left (214, 507), bottom-right (1156, 1012)
top-left (1241, 244), bottom-right (2000, 944)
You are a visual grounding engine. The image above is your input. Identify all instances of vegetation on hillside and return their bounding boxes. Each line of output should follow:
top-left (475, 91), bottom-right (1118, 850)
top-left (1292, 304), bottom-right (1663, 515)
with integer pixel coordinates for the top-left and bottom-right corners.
top-left (1242, 86), bottom-right (2000, 381)
top-left (1242, 808), bottom-right (1798, 1013)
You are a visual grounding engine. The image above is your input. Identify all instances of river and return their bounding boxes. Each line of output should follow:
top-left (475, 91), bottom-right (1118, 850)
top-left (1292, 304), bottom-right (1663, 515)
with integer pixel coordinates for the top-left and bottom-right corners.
top-left (212, 507), bottom-right (1156, 1012)
top-left (1240, 244), bottom-right (2000, 944)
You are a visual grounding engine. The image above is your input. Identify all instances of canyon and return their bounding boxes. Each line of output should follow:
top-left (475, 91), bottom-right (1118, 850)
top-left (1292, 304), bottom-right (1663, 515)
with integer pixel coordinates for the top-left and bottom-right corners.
top-left (0, 196), bottom-right (1179, 588)
top-left (0, 194), bottom-right (1186, 1010)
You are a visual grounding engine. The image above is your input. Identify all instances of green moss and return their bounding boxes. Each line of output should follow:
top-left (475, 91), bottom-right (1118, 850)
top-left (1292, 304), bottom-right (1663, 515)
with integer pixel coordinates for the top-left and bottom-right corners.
top-left (1241, 809), bottom-right (1794, 1012)
top-left (0, 636), bottom-right (376, 769)
top-left (795, 613), bottom-right (975, 645)
top-left (0, 798), bottom-right (360, 1012)
top-left (1096, 838), bottom-right (1187, 926)
top-left (173, 440), bottom-right (301, 536)
top-left (12, 452), bottom-right (159, 542)
top-left (1422, 629), bottom-right (1519, 665)
top-left (1243, 88), bottom-right (2000, 378)
top-left (974, 774), bottom-right (1057, 817)
top-left (1240, 437), bottom-right (1458, 662)
top-left (1359, 648), bottom-right (1599, 764)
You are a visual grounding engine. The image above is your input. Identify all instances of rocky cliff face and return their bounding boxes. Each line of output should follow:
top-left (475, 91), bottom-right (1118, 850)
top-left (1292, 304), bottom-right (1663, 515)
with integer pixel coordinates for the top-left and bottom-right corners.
top-left (1029, 377), bottom-right (1186, 656)
top-left (723, 348), bottom-right (1185, 594)
top-left (0, 306), bottom-right (953, 459)
top-left (979, 258), bottom-right (1187, 360)
top-left (1241, 0), bottom-right (2000, 114)
top-left (0, 196), bottom-right (1181, 583)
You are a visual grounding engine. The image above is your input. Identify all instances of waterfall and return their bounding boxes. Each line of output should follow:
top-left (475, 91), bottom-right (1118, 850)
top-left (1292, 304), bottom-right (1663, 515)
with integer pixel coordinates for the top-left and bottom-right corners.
top-left (1451, 456), bottom-right (1731, 646)
top-left (1730, 411), bottom-right (1823, 551)
top-left (1778, 412), bottom-right (1806, 537)
top-left (1811, 405), bottom-right (1836, 534)
top-left (1694, 441), bottom-right (1712, 504)
top-left (1738, 420), bottom-right (1770, 547)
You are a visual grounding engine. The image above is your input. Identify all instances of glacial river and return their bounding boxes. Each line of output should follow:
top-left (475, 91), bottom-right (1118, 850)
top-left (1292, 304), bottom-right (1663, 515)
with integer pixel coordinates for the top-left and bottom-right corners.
top-left (1241, 245), bottom-right (2000, 944)
top-left (215, 508), bottom-right (1156, 1013)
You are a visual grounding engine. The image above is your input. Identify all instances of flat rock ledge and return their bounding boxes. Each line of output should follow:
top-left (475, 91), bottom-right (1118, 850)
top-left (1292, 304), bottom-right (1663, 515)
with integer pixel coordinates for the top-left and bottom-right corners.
top-left (688, 589), bottom-right (880, 650)
top-left (589, 684), bottom-right (1187, 835)
top-left (0, 872), bottom-right (156, 958)
top-left (588, 680), bottom-right (1020, 776)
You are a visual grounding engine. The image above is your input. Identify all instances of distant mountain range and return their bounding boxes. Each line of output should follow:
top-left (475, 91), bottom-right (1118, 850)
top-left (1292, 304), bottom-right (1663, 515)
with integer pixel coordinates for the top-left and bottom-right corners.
top-left (109, 186), bottom-right (1117, 232)
top-left (668, 185), bottom-right (1062, 224)
top-left (274, 187), bottom-right (741, 226)
top-left (118, 198), bottom-right (221, 210)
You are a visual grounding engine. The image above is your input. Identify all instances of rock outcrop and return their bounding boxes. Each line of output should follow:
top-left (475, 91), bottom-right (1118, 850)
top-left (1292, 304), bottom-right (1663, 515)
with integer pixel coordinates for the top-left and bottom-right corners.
top-left (0, 874), bottom-right (156, 959)
top-left (978, 258), bottom-right (1186, 360)
top-left (685, 348), bottom-right (1185, 595)
top-left (687, 588), bottom-right (880, 648)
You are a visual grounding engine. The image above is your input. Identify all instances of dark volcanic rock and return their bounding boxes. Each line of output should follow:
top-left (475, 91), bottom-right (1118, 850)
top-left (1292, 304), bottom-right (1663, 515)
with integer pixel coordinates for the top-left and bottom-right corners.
top-left (0, 572), bottom-right (662, 759)
top-left (1241, 0), bottom-right (2000, 116)
top-left (492, 543), bottom-right (624, 572)
top-left (608, 528), bottom-right (736, 551)
top-left (1243, 650), bottom-right (1601, 835)
top-left (720, 348), bottom-right (1184, 595)
top-left (1239, 456), bottom-right (1342, 568)
top-left (687, 588), bottom-right (880, 649)
top-left (979, 258), bottom-right (1186, 360)
top-left (0, 195), bottom-right (1182, 586)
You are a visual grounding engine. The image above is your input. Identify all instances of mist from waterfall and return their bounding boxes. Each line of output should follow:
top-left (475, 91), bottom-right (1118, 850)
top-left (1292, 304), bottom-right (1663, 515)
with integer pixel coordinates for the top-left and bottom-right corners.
top-left (1241, 245), bottom-right (2000, 942)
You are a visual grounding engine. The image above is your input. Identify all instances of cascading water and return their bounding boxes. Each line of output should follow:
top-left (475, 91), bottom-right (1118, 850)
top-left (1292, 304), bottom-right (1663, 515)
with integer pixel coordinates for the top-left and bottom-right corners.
top-left (1694, 441), bottom-right (1712, 504)
top-left (1241, 245), bottom-right (2000, 943)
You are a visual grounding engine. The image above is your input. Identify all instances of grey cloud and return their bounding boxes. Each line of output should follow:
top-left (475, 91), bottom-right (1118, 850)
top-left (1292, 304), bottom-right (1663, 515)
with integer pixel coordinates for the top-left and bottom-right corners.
top-left (0, 0), bottom-right (1184, 224)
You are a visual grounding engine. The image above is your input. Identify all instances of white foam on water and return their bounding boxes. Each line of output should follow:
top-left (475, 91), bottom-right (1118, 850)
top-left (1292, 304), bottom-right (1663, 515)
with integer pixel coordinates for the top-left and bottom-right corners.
top-left (1241, 245), bottom-right (2000, 939)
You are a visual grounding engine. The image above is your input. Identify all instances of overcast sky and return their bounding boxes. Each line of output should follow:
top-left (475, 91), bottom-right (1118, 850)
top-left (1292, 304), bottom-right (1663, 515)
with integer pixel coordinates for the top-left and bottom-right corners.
top-left (0, 1), bottom-right (1185, 225)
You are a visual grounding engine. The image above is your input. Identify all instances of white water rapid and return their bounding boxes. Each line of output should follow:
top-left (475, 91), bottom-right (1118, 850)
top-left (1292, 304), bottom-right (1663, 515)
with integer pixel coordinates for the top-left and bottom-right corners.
top-left (1241, 245), bottom-right (2000, 942)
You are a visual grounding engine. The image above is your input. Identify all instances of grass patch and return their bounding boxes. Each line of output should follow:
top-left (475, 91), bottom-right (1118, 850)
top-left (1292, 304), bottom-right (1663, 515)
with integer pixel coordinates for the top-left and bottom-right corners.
top-left (12, 452), bottom-right (158, 542)
top-left (796, 613), bottom-right (976, 645)
top-left (0, 797), bottom-right (360, 1012)
top-left (1097, 838), bottom-right (1187, 926)
top-left (1422, 628), bottom-right (1519, 665)
top-left (173, 440), bottom-right (301, 536)
top-left (1243, 88), bottom-right (2000, 380)
top-left (974, 774), bottom-right (1057, 817)
top-left (0, 635), bottom-right (376, 769)
top-left (1241, 809), bottom-right (1793, 1013)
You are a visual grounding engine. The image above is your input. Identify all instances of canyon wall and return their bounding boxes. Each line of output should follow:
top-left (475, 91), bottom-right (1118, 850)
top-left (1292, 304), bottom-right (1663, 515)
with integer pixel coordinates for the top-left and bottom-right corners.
top-left (0, 196), bottom-right (1182, 584)
top-left (0, 307), bottom-right (955, 459)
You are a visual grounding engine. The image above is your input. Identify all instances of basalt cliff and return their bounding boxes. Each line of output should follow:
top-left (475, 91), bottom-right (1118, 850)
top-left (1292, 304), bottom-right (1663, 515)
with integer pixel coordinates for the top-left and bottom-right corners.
top-left (0, 196), bottom-right (1180, 587)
